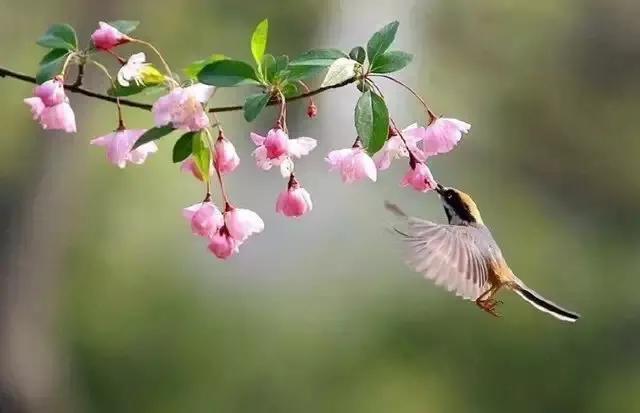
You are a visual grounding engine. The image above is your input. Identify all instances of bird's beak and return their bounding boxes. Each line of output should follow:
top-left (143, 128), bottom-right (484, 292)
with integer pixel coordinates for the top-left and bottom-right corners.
top-left (435, 183), bottom-right (445, 195)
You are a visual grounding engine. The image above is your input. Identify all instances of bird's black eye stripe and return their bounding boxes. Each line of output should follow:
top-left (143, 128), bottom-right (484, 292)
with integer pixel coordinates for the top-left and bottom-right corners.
top-left (444, 191), bottom-right (476, 224)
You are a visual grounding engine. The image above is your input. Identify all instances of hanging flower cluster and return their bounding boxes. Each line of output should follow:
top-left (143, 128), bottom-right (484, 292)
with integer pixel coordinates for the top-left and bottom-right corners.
top-left (20, 19), bottom-right (470, 260)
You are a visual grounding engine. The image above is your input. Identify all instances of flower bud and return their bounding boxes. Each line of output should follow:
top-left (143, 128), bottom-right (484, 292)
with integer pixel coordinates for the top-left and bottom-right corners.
top-left (214, 135), bottom-right (240, 174)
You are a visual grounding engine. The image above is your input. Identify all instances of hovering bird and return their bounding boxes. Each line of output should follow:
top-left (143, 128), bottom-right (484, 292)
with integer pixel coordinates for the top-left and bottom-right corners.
top-left (387, 184), bottom-right (580, 322)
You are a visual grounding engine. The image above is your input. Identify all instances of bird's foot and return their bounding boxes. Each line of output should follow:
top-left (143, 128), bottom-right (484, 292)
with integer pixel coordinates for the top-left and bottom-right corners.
top-left (476, 299), bottom-right (503, 318)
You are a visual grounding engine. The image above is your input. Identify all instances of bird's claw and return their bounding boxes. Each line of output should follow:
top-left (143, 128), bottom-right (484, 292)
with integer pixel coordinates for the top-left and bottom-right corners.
top-left (476, 299), bottom-right (502, 318)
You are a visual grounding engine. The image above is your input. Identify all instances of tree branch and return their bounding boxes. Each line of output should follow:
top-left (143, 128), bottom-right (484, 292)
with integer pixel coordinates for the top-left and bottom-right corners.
top-left (0, 66), bottom-right (357, 113)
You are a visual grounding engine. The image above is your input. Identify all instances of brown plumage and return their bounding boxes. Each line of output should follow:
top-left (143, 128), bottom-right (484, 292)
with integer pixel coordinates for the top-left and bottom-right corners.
top-left (387, 184), bottom-right (580, 322)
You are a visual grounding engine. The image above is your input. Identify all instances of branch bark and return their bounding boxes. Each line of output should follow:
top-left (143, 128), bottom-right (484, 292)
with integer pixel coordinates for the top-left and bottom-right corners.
top-left (0, 66), bottom-right (357, 113)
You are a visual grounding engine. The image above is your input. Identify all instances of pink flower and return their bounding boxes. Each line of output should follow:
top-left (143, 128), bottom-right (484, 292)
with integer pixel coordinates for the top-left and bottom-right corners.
top-left (91, 22), bottom-right (128, 50)
top-left (214, 135), bottom-right (239, 174)
top-left (180, 157), bottom-right (213, 181)
top-left (224, 207), bottom-right (264, 242)
top-left (24, 77), bottom-right (76, 133)
top-left (251, 128), bottom-right (317, 177)
top-left (422, 117), bottom-right (470, 156)
top-left (325, 147), bottom-right (377, 183)
top-left (182, 202), bottom-right (224, 238)
top-left (152, 84), bottom-right (215, 131)
top-left (374, 124), bottom-right (425, 170)
top-left (208, 227), bottom-right (239, 259)
top-left (276, 176), bottom-right (312, 218)
top-left (401, 162), bottom-right (436, 192)
top-left (90, 129), bottom-right (158, 168)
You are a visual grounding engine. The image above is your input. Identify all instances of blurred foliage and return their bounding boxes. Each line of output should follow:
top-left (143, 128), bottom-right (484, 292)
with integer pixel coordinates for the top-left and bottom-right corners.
top-left (2, 0), bottom-right (640, 412)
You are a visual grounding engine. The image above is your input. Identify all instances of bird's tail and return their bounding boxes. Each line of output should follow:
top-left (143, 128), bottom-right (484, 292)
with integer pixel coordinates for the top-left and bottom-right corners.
top-left (513, 284), bottom-right (580, 323)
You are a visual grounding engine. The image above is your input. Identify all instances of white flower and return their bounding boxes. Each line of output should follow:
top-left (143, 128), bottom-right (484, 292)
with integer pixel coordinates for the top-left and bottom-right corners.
top-left (117, 53), bottom-right (150, 87)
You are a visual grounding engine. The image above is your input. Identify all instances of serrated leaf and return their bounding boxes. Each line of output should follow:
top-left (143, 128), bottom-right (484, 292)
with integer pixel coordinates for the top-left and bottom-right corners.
top-left (370, 51), bottom-right (413, 73)
top-left (107, 20), bottom-right (139, 35)
top-left (197, 59), bottom-right (261, 87)
top-left (289, 49), bottom-right (348, 67)
top-left (355, 91), bottom-right (389, 155)
top-left (132, 126), bottom-right (174, 149)
top-left (36, 23), bottom-right (77, 50)
top-left (243, 92), bottom-right (271, 122)
top-left (191, 131), bottom-right (211, 181)
top-left (251, 19), bottom-right (269, 68)
top-left (262, 54), bottom-right (276, 82)
top-left (349, 46), bottom-right (366, 64)
top-left (321, 58), bottom-right (358, 87)
top-left (183, 54), bottom-right (227, 79)
top-left (173, 132), bottom-right (195, 163)
top-left (367, 21), bottom-right (399, 68)
top-left (36, 49), bottom-right (69, 84)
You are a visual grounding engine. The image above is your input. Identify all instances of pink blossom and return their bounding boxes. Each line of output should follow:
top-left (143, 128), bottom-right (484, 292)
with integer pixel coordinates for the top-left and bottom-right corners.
top-left (208, 227), bottom-right (239, 259)
top-left (214, 135), bottom-right (239, 174)
top-left (401, 162), bottom-right (436, 192)
top-left (224, 207), bottom-right (264, 242)
top-left (374, 124), bottom-right (425, 170)
top-left (180, 157), bottom-right (213, 181)
top-left (24, 78), bottom-right (76, 133)
top-left (91, 22), bottom-right (128, 50)
top-left (422, 117), bottom-right (470, 156)
top-left (325, 147), bottom-right (377, 183)
top-left (152, 84), bottom-right (215, 131)
top-left (251, 128), bottom-right (317, 177)
top-left (90, 129), bottom-right (158, 168)
top-left (276, 176), bottom-right (312, 218)
top-left (182, 202), bottom-right (224, 238)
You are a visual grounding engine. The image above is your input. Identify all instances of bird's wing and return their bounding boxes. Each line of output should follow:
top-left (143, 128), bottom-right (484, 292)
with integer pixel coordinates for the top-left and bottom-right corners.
top-left (399, 217), bottom-right (492, 301)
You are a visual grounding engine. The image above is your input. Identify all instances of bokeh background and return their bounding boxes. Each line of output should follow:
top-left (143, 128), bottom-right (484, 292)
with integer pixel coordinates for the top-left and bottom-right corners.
top-left (2, 0), bottom-right (640, 412)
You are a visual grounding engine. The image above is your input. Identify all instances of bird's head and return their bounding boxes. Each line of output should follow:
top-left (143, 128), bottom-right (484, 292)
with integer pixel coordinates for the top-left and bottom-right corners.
top-left (435, 183), bottom-right (484, 226)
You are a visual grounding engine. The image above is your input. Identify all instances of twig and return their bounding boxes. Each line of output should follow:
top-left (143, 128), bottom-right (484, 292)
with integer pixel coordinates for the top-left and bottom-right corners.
top-left (0, 66), bottom-right (357, 114)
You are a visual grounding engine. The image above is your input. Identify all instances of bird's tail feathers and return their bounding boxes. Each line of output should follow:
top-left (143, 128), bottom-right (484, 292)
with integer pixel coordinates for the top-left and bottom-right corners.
top-left (384, 201), bottom-right (408, 218)
top-left (513, 284), bottom-right (580, 323)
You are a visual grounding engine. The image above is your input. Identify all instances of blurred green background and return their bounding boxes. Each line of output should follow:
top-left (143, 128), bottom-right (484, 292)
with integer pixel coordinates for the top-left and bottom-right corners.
top-left (1, 0), bottom-right (640, 412)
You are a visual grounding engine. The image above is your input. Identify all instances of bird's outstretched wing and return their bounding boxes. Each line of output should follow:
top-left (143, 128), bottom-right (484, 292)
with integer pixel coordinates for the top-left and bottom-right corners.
top-left (386, 202), bottom-right (492, 301)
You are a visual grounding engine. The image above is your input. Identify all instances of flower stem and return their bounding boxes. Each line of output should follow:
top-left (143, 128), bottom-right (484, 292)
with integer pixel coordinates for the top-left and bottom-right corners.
top-left (366, 79), bottom-right (419, 162)
top-left (132, 39), bottom-right (175, 84)
top-left (89, 59), bottom-right (125, 129)
top-left (204, 128), bottom-right (230, 206)
top-left (370, 74), bottom-right (437, 123)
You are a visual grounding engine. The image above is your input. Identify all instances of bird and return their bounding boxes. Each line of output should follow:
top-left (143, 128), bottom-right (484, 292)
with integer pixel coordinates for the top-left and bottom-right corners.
top-left (386, 183), bottom-right (580, 322)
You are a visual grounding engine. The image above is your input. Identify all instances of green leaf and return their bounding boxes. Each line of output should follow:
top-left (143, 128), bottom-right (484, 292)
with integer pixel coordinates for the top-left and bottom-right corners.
top-left (36, 23), bottom-right (77, 50)
top-left (243, 92), bottom-right (271, 122)
top-left (321, 58), bottom-right (358, 87)
top-left (281, 83), bottom-right (298, 98)
top-left (251, 19), bottom-right (269, 69)
top-left (36, 49), bottom-right (70, 84)
top-left (173, 132), bottom-right (195, 163)
top-left (132, 126), bottom-right (175, 149)
top-left (349, 46), bottom-right (366, 64)
top-left (262, 54), bottom-right (276, 82)
top-left (183, 54), bottom-right (227, 79)
top-left (107, 20), bottom-right (139, 35)
top-left (286, 66), bottom-right (324, 82)
top-left (289, 49), bottom-right (348, 67)
top-left (354, 91), bottom-right (389, 155)
top-left (107, 83), bottom-right (163, 97)
top-left (370, 51), bottom-right (413, 73)
top-left (275, 55), bottom-right (289, 73)
top-left (197, 59), bottom-right (261, 87)
top-left (191, 131), bottom-right (211, 181)
top-left (366, 21), bottom-right (399, 67)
